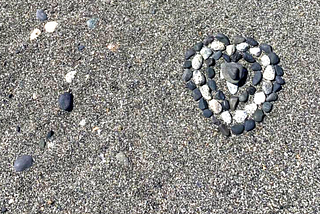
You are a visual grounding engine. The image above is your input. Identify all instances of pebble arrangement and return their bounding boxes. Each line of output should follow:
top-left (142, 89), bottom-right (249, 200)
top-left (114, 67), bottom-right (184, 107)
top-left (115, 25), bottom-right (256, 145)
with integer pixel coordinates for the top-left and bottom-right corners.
top-left (183, 33), bottom-right (285, 136)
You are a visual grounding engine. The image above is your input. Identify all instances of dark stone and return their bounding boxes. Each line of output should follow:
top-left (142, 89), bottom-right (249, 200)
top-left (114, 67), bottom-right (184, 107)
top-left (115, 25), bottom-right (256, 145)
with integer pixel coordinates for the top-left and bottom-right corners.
top-left (231, 124), bottom-right (244, 135)
top-left (247, 86), bottom-right (256, 95)
top-left (222, 100), bottom-right (230, 110)
top-left (246, 37), bottom-right (258, 46)
top-left (186, 81), bottom-right (196, 90)
top-left (203, 36), bottom-right (214, 46)
top-left (216, 90), bottom-right (225, 100)
top-left (221, 62), bottom-right (245, 84)
top-left (194, 42), bottom-right (203, 51)
top-left (215, 33), bottom-right (230, 45)
top-left (193, 88), bottom-right (202, 101)
top-left (274, 65), bottom-right (284, 76)
top-left (251, 62), bottom-right (262, 71)
top-left (213, 51), bottom-right (222, 60)
top-left (252, 71), bottom-right (262, 86)
top-left (14, 155), bottom-right (33, 172)
top-left (1, 207), bottom-right (8, 213)
top-left (266, 93), bottom-right (278, 102)
top-left (207, 79), bottom-right (217, 91)
top-left (253, 109), bottom-right (264, 122)
top-left (229, 96), bottom-right (239, 111)
top-left (199, 98), bottom-right (208, 110)
top-left (276, 76), bottom-right (285, 85)
top-left (46, 130), bottom-right (54, 139)
top-left (230, 52), bottom-right (242, 62)
top-left (206, 58), bottom-right (215, 67)
top-left (219, 124), bottom-right (230, 136)
top-left (185, 49), bottom-right (196, 60)
top-left (242, 52), bottom-right (255, 63)
top-left (228, 66), bottom-right (240, 80)
top-left (8, 94), bottom-right (13, 98)
top-left (36, 9), bottom-right (48, 21)
top-left (212, 116), bottom-right (221, 126)
top-left (222, 54), bottom-right (231, 62)
top-left (182, 69), bottom-right (192, 82)
top-left (203, 109), bottom-right (213, 118)
top-left (78, 45), bottom-right (85, 51)
top-left (39, 139), bottom-right (46, 149)
top-left (58, 92), bottom-right (73, 112)
top-left (206, 67), bottom-right (215, 79)
top-left (260, 43), bottom-right (273, 54)
top-left (233, 35), bottom-right (246, 44)
top-left (244, 119), bottom-right (255, 131)
top-left (273, 82), bottom-right (282, 92)
top-left (16, 126), bottom-right (21, 132)
top-left (262, 102), bottom-right (273, 113)
top-left (268, 52), bottom-right (280, 65)
top-left (183, 61), bottom-right (192, 69)
top-left (239, 91), bottom-right (249, 102)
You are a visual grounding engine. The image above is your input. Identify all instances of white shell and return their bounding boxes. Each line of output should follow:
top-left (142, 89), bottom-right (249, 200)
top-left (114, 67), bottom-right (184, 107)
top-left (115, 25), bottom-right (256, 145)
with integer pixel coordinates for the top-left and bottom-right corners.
top-left (44, 21), bottom-right (58, 33)
top-left (65, 71), bottom-right (77, 83)
top-left (30, 28), bottom-right (41, 41)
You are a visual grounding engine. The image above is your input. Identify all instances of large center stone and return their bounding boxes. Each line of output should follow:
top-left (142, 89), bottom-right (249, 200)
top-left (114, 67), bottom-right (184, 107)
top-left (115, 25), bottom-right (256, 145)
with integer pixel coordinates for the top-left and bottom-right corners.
top-left (221, 62), bottom-right (245, 84)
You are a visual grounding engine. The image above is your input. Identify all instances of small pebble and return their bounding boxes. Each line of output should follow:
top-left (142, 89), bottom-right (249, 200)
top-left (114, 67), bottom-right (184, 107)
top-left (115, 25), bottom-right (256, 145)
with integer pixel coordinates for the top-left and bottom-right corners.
top-left (193, 88), bottom-right (202, 101)
top-left (200, 46), bottom-right (212, 60)
top-left (260, 43), bottom-right (273, 53)
top-left (1, 207), bottom-right (8, 213)
top-left (199, 98), bottom-right (208, 110)
top-left (247, 86), bottom-right (256, 95)
top-left (249, 47), bottom-right (261, 57)
top-left (183, 61), bottom-right (192, 69)
top-left (30, 28), bottom-right (41, 41)
top-left (233, 35), bottom-right (246, 44)
top-left (234, 110), bottom-right (247, 123)
top-left (58, 92), bottom-right (73, 112)
top-left (266, 93), bottom-right (278, 102)
top-left (65, 71), bottom-right (77, 83)
top-left (262, 81), bottom-right (273, 95)
top-left (44, 21), bottom-right (58, 33)
top-left (231, 124), bottom-right (244, 135)
top-left (219, 124), bottom-right (230, 136)
top-left (208, 99), bottom-right (222, 114)
top-left (254, 92), bottom-right (266, 105)
top-left (244, 119), bottom-right (255, 131)
top-left (87, 18), bottom-right (98, 29)
top-left (226, 45), bottom-right (235, 56)
top-left (274, 65), bottom-right (284, 76)
top-left (239, 91), bottom-right (249, 102)
top-left (230, 52), bottom-right (242, 62)
top-left (236, 42), bottom-right (249, 51)
top-left (16, 126), bottom-right (20, 132)
top-left (251, 62), bottom-right (262, 71)
top-left (212, 116), bottom-right (221, 126)
top-left (253, 109), bottom-right (265, 122)
top-left (210, 40), bottom-right (225, 51)
top-left (215, 90), bottom-right (225, 100)
top-left (222, 100), bottom-right (230, 110)
top-left (116, 152), bottom-right (129, 166)
top-left (262, 102), bottom-right (273, 113)
top-left (207, 79), bottom-right (217, 91)
top-left (203, 109), bottom-right (213, 118)
top-left (263, 65), bottom-right (275, 81)
top-left (268, 52), bottom-right (280, 65)
top-left (203, 36), bottom-right (214, 46)
top-left (192, 54), bottom-right (203, 70)
top-left (182, 69), bottom-right (193, 82)
top-left (244, 103), bottom-right (257, 115)
top-left (46, 130), bottom-right (54, 139)
top-left (36, 9), bottom-right (48, 21)
top-left (222, 54), bottom-right (231, 62)
top-left (229, 96), bottom-right (239, 111)
top-left (199, 85), bottom-right (212, 100)
top-left (252, 71), bottom-right (262, 86)
top-left (78, 45), bottom-right (85, 51)
top-left (242, 52), bottom-right (255, 63)
top-left (186, 81), bottom-right (196, 90)
top-left (221, 111), bottom-right (232, 124)
top-left (276, 76), bottom-right (285, 85)
top-left (212, 51), bottom-right (222, 60)
top-left (206, 58), bottom-right (215, 67)
top-left (227, 82), bottom-right (238, 95)
top-left (194, 42), bottom-right (203, 51)
top-left (39, 139), bottom-right (46, 149)
top-left (192, 70), bottom-right (206, 85)
top-left (14, 155), bottom-right (33, 172)
top-left (273, 82), bottom-right (282, 92)
top-left (215, 33), bottom-right (230, 45)
top-left (206, 67), bottom-right (215, 79)
top-left (185, 49), bottom-right (196, 60)
top-left (261, 55), bottom-right (270, 66)
top-left (246, 37), bottom-right (258, 46)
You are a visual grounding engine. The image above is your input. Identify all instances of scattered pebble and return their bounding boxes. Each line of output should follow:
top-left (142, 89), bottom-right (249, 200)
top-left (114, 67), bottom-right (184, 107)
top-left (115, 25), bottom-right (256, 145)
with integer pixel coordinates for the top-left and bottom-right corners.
top-left (276, 76), bottom-right (285, 85)
top-left (212, 116), bottom-right (221, 126)
top-left (200, 46), bottom-right (212, 60)
top-left (1, 207), bottom-right (8, 213)
top-left (16, 126), bottom-right (20, 132)
top-left (234, 110), bottom-right (247, 123)
top-left (251, 62), bottom-right (262, 71)
top-left (229, 96), bottom-right (239, 111)
top-left (116, 152), bottom-right (129, 167)
top-left (249, 47), bottom-right (261, 57)
top-left (186, 81), bottom-right (196, 90)
top-left (260, 43), bottom-right (273, 53)
top-left (44, 21), bottom-right (58, 33)
top-left (226, 45), bottom-right (235, 56)
top-left (78, 44), bottom-right (85, 51)
top-left (182, 69), bottom-right (193, 82)
top-left (46, 130), bottom-right (54, 139)
top-left (252, 71), bottom-right (262, 85)
top-left (65, 71), bottom-right (77, 83)
top-left (87, 18), bottom-right (98, 29)
top-left (14, 155), bottom-right (33, 172)
top-left (192, 88), bottom-right (202, 101)
top-left (199, 98), bottom-right (208, 110)
top-left (253, 109), bottom-right (265, 122)
top-left (199, 85), bottom-right (212, 100)
top-left (107, 43), bottom-right (119, 52)
top-left (79, 119), bottom-right (86, 126)
top-left (203, 109), bottom-right (213, 118)
top-left (203, 36), bottom-right (214, 46)
top-left (206, 67), bottom-right (215, 79)
top-left (266, 92), bottom-right (278, 102)
top-left (58, 92), bottom-right (73, 112)
top-left (268, 52), bottom-right (280, 65)
top-left (185, 49), bottom-right (196, 60)
top-left (215, 33), bottom-right (230, 45)
top-left (212, 51), bottom-right (222, 60)
top-left (207, 79), bottom-right (217, 91)
top-left (246, 37), bottom-right (258, 46)
top-left (239, 91), bottom-right (249, 102)
top-left (222, 100), bottom-right (230, 110)
top-left (194, 42), bottom-right (203, 51)
top-left (247, 86), bottom-right (256, 95)
top-left (36, 9), bottom-right (47, 21)
top-left (262, 81), bottom-right (273, 95)
top-left (273, 82), bottom-right (282, 92)
top-left (30, 28), bottom-right (41, 41)
top-left (221, 111), bottom-right (232, 124)
top-left (233, 35), bottom-right (246, 44)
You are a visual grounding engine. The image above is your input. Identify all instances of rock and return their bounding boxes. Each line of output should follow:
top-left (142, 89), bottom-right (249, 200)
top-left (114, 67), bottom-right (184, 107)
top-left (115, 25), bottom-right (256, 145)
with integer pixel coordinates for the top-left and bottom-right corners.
top-left (254, 92), bottom-right (266, 105)
top-left (44, 21), bottom-right (58, 33)
top-left (30, 28), bottom-right (41, 41)
top-left (39, 139), bottom-right (46, 149)
top-left (200, 85), bottom-right (212, 100)
top-left (194, 42), bottom-right (203, 51)
top-left (262, 102), bottom-right (273, 113)
top-left (200, 47), bottom-right (212, 60)
top-left (59, 92), bottom-right (73, 111)
top-left (226, 45), bottom-right (235, 55)
top-left (221, 62), bottom-right (245, 84)
top-left (247, 86), bottom-right (256, 95)
top-left (207, 79), bottom-right (217, 91)
top-left (213, 51), bottom-right (222, 60)
top-left (87, 18), bottom-right (98, 29)
top-left (16, 126), bottom-right (20, 132)
top-left (203, 109), bottom-right (213, 118)
top-left (276, 76), bottom-right (285, 85)
top-left (215, 90), bottom-right (225, 100)
top-left (244, 103), bottom-right (257, 115)
top-left (251, 62), bottom-right (262, 71)
top-left (185, 49), bottom-right (196, 60)
top-left (212, 116), bottom-right (221, 125)
top-left (192, 54), bottom-right (203, 70)
top-left (274, 65), bottom-right (284, 76)
top-left (199, 98), bottom-right (208, 110)
top-left (263, 65), bottom-right (275, 81)
top-left (261, 55), bottom-right (270, 66)
top-left (215, 33), bottom-right (230, 45)
top-left (227, 82), bottom-right (238, 95)
top-left (219, 124), bottom-right (230, 136)
top-left (183, 61), bottom-right (192, 68)
top-left (78, 45), bottom-right (85, 51)
top-left (268, 52), bottom-right (280, 65)
top-left (244, 119), bottom-right (255, 131)
top-left (236, 42), bottom-right (249, 51)
top-left (266, 93), bottom-right (278, 102)
top-left (65, 71), bottom-right (77, 83)
top-left (206, 67), bottom-right (215, 79)
top-left (253, 109), bottom-right (265, 122)
top-left (221, 111), bottom-right (232, 124)
top-left (231, 124), bottom-right (244, 135)
top-left (116, 152), bottom-right (129, 166)
top-left (208, 99), bottom-right (222, 114)
top-left (234, 110), bottom-right (247, 123)
top-left (206, 58), bottom-right (215, 67)
top-left (229, 96), bottom-right (239, 111)
top-left (36, 9), bottom-right (48, 21)
top-left (262, 81), bottom-right (273, 95)
top-left (1, 207), bottom-right (8, 213)
top-left (14, 155), bottom-right (33, 172)
top-left (210, 40), bottom-right (225, 51)
top-left (252, 71), bottom-right (262, 86)
top-left (249, 47), bottom-right (261, 57)
top-left (246, 37), bottom-right (258, 46)
top-left (239, 91), bottom-right (249, 102)
top-left (273, 82), bottom-right (282, 92)
top-left (242, 52), bottom-right (255, 63)
top-left (260, 43), bottom-right (273, 53)
top-left (230, 52), bottom-right (242, 62)
top-left (203, 36), bottom-right (214, 46)
top-left (233, 35), bottom-right (246, 44)
top-left (192, 70), bottom-right (205, 85)
top-left (222, 100), bottom-right (230, 110)
top-left (182, 69), bottom-right (193, 82)
top-left (222, 54), bottom-right (231, 62)
top-left (46, 130), bottom-right (54, 139)
top-left (186, 81), bottom-right (196, 90)
top-left (193, 88), bottom-right (202, 101)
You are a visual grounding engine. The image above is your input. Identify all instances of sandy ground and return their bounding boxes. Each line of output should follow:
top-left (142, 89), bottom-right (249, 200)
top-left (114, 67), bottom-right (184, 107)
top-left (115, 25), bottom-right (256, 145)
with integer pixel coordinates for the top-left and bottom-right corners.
top-left (0, 0), bottom-right (320, 213)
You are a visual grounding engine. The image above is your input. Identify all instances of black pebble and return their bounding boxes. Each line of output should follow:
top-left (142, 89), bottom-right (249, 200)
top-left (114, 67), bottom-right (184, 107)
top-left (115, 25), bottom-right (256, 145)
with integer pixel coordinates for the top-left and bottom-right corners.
top-left (203, 109), bottom-right (213, 118)
top-left (252, 71), bottom-right (262, 86)
top-left (186, 81), bottom-right (196, 90)
top-left (273, 82), bottom-right (282, 92)
top-left (182, 69), bottom-right (193, 82)
top-left (233, 35), bottom-right (246, 44)
top-left (199, 98), bottom-right (208, 110)
top-left (215, 33), bottom-right (230, 45)
top-left (36, 9), bottom-right (48, 21)
top-left (274, 65), bottom-right (284, 76)
top-left (246, 37), bottom-right (258, 46)
top-left (206, 58), bottom-right (215, 67)
top-left (253, 109), bottom-right (265, 122)
top-left (268, 52), bottom-right (280, 65)
top-left (222, 54), bottom-right (231, 62)
top-left (230, 96), bottom-right (239, 111)
top-left (78, 45), bottom-right (85, 51)
top-left (219, 124), bottom-right (230, 136)
top-left (276, 76), bottom-right (285, 85)
top-left (194, 42), bottom-right (203, 51)
top-left (58, 92), bottom-right (74, 112)
top-left (231, 124), bottom-right (244, 135)
top-left (203, 36), bottom-right (214, 46)
top-left (239, 91), bottom-right (249, 102)
top-left (16, 126), bottom-right (20, 133)
top-left (193, 88), bottom-right (202, 101)
top-left (185, 49), bottom-right (196, 60)
top-left (262, 102), bottom-right (273, 113)
top-left (207, 79), bottom-right (217, 91)
top-left (206, 67), bottom-right (215, 79)
top-left (244, 119), bottom-right (255, 131)
top-left (8, 94), bottom-right (13, 98)
top-left (230, 52), bottom-right (242, 62)
top-left (242, 52), bottom-right (255, 63)
top-left (213, 51), bottom-right (222, 60)
top-left (247, 86), bottom-right (256, 95)
top-left (14, 155), bottom-right (33, 172)
top-left (251, 62), bottom-right (262, 71)
top-left (216, 90), bottom-right (225, 100)
top-left (183, 61), bottom-right (192, 69)
top-left (266, 93), bottom-right (278, 102)
top-left (260, 43), bottom-right (273, 53)
top-left (46, 130), bottom-right (54, 139)
top-left (222, 100), bottom-right (230, 110)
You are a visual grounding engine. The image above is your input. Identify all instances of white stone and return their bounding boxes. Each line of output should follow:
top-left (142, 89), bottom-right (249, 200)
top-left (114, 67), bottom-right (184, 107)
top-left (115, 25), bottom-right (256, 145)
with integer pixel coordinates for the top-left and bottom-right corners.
top-left (200, 47), bottom-right (212, 60)
top-left (244, 103), bottom-right (257, 115)
top-left (226, 81), bottom-right (238, 95)
top-left (261, 55), bottom-right (270, 66)
top-left (208, 99), bottom-right (222, 114)
top-left (254, 92), bottom-right (266, 105)
top-left (236, 42), bottom-right (249, 51)
top-left (263, 65), bottom-right (275, 80)
top-left (234, 110), bottom-right (248, 123)
top-left (249, 47), bottom-right (261, 56)
top-left (262, 81), bottom-right (273, 95)
top-left (221, 111), bottom-right (232, 124)
top-left (192, 70), bottom-right (205, 85)
top-left (220, 70), bottom-right (225, 79)
top-left (199, 85), bottom-right (212, 100)
top-left (79, 119), bottom-right (86, 126)
top-left (116, 152), bottom-right (129, 166)
top-left (226, 45), bottom-right (235, 56)
top-left (30, 28), bottom-right (41, 41)
top-left (192, 54), bottom-right (203, 70)
top-left (65, 71), bottom-right (77, 83)
top-left (210, 40), bottom-right (225, 51)
top-left (44, 21), bottom-right (58, 33)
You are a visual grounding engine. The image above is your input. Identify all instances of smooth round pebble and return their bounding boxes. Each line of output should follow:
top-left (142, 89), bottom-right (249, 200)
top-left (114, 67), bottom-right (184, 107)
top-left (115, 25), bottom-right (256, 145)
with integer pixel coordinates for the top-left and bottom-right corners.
top-left (199, 85), bottom-right (212, 100)
top-left (221, 111), bottom-right (232, 124)
top-left (193, 88), bottom-right (202, 101)
top-left (226, 45), bottom-right (235, 56)
top-left (226, 82), bottom-right (238, 95)
top-left (203, 109), bottom-right (213, 118)
top-left (273, 82), bottom-right (282, 92)
top-left (262, 81), bottom-right (273, 95)
top-left (260, 43), bottom-right (273, 53)
top-left (192, 54), bottom-right (203, 70)
top-left (215, 90), bottom-right (225, 100)
top-left (199, 98), bottom-right (208, 110)
top-left (242, 52), bottom-right (255, 63)
top-left (213, 51), bottom-right (222, 60)
top-left (268, 52), bottom-right (280, 65)
top-left (186, 81), bottom-right (196, 90)
top-left (183, 61), bottom-right (192, 68)
top-left (253, 109), bottom-right (265, 122)
top-left (215, 33), bottom-right (230, 45)
top-left (244, 103), bottom-right (257, 115)
top-left (231, 124), bottom-right (244, 135)
top-left (185, 49), bottom-right (196, 60)
top-left (192, 70), bottom-right (205, 85)
top-left (236, 42), bottom-right (249, 51)
top-left (206, 67), bottom-right (215, 78)
top-left (262, 102), bottom-right (273, 113)
top-left (233, 35), bottom-right (246, 44)
top-left (58, 92), bottom-right (73, 112)
top-left (249, 47), bottom-right (261, 57)
top-left (254, 92), bottom-right (266, 105)
top-left (182, 69), bottom-right (192, 82)
top-left (87, 18), bottom-right (98, 29)
top-left (234, 110), bottom-right (247, 123)
top-left (200, 46), bottom-right (212, 60)
top-left (209, 99), bottom-right (222, 114)
top-left (246, 37), bottom-right (258, 46)
top-left (222, 100), bottom-right (230, 110)
top-left (36, 9), bottom-right (48, 21)
top-left (206, 58), bottom-right (215, 67)
top-left (276, 76), bottom-right (285, 85)
top-left (229, 96), bottom-right (239, 111)
top-left (14, 155), bottom-right (33, 172)
top-left (252, 71), bottom-right (262, 86)
top-left (44, 21), bottom-right (58, 33)
top-left (212, 116), bottom-right (221, 126)
top-left (251, 62), bottom-right (262, 71)
top-left (274, 65), bottom-right (284, 76)
top-left (247, 86), bottom-right (256, 95)
top-left (222, 54), bottom-right (231, 62)
top-left (239, 91), bottom-right (249, 102)
top-left (263, 65), bottom-right (275, 81)
top-left (194, 42), bottom-right (203, 51)
top-left (244, 119), bottom-right (255, 131)
top-left (230, 52), bottom-right (242, 62)
top-left (266, 93), bottom-right (278, 102)
top-left (261, 55), bottom-right (270, 66)
top-left (203, 36), bottom-right (214, 46)
top-left (211, 41), bottom-right (225, 51)
top-left (207, 79), bottom-right (217, 91)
